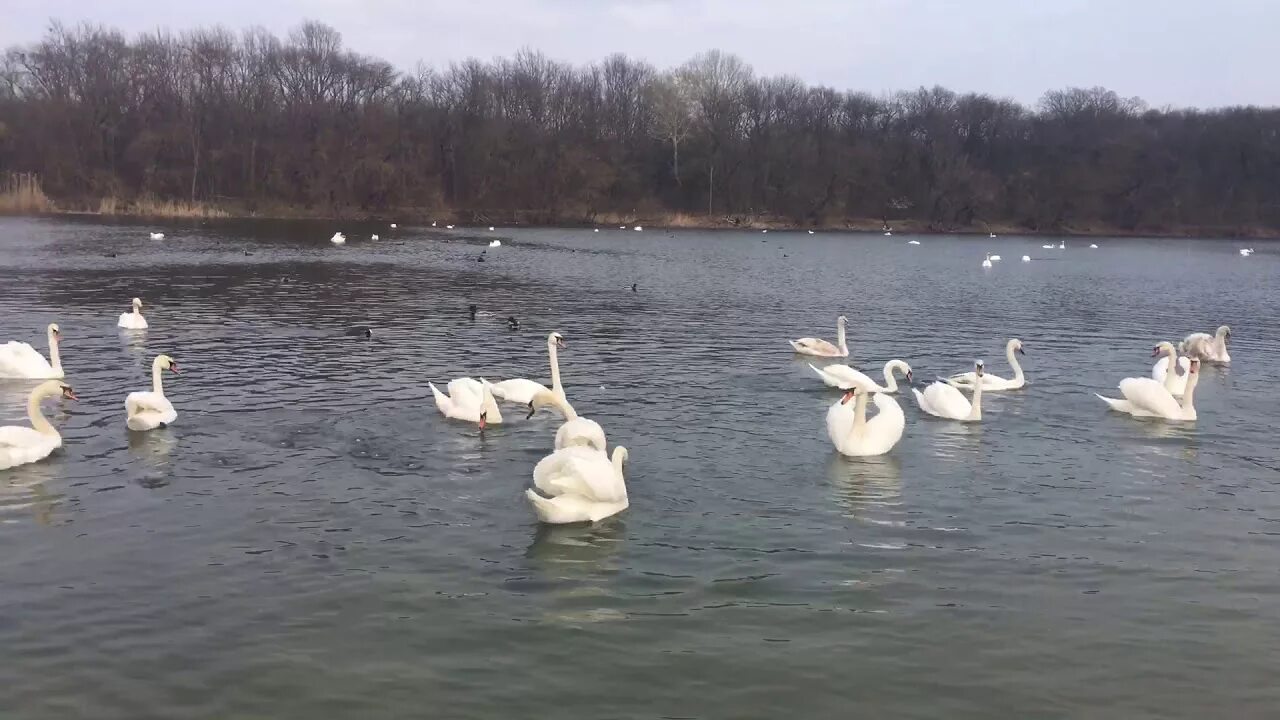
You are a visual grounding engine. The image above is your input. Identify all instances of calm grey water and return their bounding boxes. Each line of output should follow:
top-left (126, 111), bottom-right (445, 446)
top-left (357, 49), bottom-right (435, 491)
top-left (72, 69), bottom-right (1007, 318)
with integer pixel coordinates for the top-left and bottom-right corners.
top-left (0, 217), bottom-right (1277, 719)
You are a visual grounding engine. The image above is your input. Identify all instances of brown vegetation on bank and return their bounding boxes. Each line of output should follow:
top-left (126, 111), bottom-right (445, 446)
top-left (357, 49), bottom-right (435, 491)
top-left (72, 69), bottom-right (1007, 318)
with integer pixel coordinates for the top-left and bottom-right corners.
top-left (1, 21), bottom-right (1278, 236)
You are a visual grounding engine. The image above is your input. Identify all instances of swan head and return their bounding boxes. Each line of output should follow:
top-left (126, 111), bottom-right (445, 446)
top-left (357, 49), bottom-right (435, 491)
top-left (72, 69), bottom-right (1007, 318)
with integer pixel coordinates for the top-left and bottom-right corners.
top-left (155, 354), bottom-right (180, 374)
top-left (840, 387), bottom-right (861, 405)
top-left (38, 380), bottom-right (77, 401)
top-left (1011, 339), bottom-right (1025, 355)
top-left (47, 323), bottom-right (61, 340)
top-left (478, 410), bottom-right (488, 432)
top-left (131, 297), bottom-right (143, 311)
top-left (1151, 341), bottom-right (1175, 357)
top-left (549, 332), bottom-right (565, 349)
top-left (837, 315), bottom-right (848, 327)
top-left (1217, 325), bottom-right (1232, 340)
top-left (974, 360), bottom-right (985, 376)
top-left (611, 446), bottom-right (629, 468)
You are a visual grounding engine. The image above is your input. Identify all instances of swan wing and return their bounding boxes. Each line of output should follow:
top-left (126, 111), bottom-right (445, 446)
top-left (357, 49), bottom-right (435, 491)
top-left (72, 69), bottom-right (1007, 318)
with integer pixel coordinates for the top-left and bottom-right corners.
top-left (448, 377), bottom-right (483, 401)
top-left (921, 382), bottom-right (970, 419)
top-left (555, 418), bottom-right (607, 452)
top-left (525, 488), bottom-right (627, 524)
top-left (0, 426), bottom-right (60, 470)
top-left (791, 338), bottom-right (842, 356)
top-left (1118, 377), bottom-right (1181, 418)
top-left (125, 391), bottom-right (173, 416)
top-left (533, 447), bottom-right (619, 500)
top-left (488, 378), bottom-right (549, 405)
top-left (0, 342), bottom-right (55, 378)
top-left (811, 363), bottom-right (873, 390)
top-left (429, 382), bottom-right (454, 415)
top-left (863, 393), bottom-right (906, 453)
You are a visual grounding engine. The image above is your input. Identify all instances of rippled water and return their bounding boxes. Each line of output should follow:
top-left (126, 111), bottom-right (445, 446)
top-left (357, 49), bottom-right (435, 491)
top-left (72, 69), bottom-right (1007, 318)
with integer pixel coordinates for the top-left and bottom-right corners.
top-left (1, 217), bottom-right (1277, 718)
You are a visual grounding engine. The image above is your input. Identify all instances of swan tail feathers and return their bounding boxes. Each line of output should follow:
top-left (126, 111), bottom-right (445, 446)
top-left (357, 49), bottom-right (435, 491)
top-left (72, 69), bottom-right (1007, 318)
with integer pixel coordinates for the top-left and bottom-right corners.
top-left (1096, 393), bottom-right (1127, 412)
top-left (428, 382), bottom-right (450, 414)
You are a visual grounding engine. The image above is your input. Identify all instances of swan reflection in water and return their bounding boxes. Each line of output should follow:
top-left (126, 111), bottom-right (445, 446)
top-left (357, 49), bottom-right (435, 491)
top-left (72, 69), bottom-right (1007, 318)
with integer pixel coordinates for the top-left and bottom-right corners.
top-left (1, 464), bottom-right (62, 526)
top-left (128, 427), bottom-right (177, 485)
top-left (525, 520), bottom-right (629, 626)
top-left (827, 453), bottom-right (903, 524)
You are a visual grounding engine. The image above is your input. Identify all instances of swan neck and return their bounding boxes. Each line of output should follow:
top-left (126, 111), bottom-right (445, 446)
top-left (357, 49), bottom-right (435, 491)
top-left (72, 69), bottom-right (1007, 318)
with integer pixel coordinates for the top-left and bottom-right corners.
top-left (27, 387), bottom-right (56, 436)
top-left (151, 358), bottom-right (166, 396)
top-left (968, 381), bottom-right (983, 421)
top-left (1181, 375), bottom-right (1198, 412)
top-left (852, 391), bottom-right (869, 435)
top-left (1161, 345), bottom-right (1178, 392)
top-left (611, 450), bottom-right (628, 483)
top-left (548, 339), bottom-right (563, 395)
top-left (1007, 344), bottom-right (1024, 380)
top-left (47, 327), bottom-right (62, 372)
top-left (556, 395), bottom-right (578, 420)
top-left (836, 321), bottom-right (847, 353)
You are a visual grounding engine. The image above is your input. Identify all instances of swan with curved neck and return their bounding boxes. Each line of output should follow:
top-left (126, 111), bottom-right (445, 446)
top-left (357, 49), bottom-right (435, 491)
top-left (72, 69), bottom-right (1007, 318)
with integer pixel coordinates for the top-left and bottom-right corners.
top-left (0, 323), bottom-right (64, 379)
top-left (118, 297), bottom-right (148, 329)
top-left (0, 380), bottom-right (77, 470)
top-left (527, 389), bottom-right (607, 451)
top-left (125, 354), bottom-right (180, 431)
top-left (914, 361), bottom-right (984, 421)
top-left (1098, 358), bottom-right (1201, 421)
top-left (488, 332), bottom-right (566, 405)
top-left (430, 378), bottom-right (503, 430)
top-left (526, 446), bottom-right (629, 524)
top-left (827, 384), bottom-right (906, 456)
top-left (947, 339), bottom-right (1025, 390)
top-left (790, 315), bottom-right (849, 357)
top-left (810, 360), bottom-right (912, 393)
top-left (1179, 325), bottom-right (1231, 364)
top-left (1150, 341), bottom-right (1190, 396)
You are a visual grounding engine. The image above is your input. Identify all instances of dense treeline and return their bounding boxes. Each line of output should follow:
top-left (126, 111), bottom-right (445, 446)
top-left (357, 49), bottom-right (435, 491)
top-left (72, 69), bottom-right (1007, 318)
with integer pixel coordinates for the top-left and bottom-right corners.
top-left (2, 20), bottom-right (1279, 232)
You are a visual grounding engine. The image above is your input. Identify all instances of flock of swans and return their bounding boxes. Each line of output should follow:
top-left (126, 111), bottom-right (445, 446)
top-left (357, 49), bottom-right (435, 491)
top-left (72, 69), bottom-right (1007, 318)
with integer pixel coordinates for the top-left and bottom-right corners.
top-left (427, 332), bottom-right (627, 524)
top-left (792, 314), bottom-right (1233, 458)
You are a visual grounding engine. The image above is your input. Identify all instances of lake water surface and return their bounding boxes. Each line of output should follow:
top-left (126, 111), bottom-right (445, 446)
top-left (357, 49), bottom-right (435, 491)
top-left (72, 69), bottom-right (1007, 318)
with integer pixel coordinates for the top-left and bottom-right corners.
top-left (0, 217), bottom-right (1277, 719)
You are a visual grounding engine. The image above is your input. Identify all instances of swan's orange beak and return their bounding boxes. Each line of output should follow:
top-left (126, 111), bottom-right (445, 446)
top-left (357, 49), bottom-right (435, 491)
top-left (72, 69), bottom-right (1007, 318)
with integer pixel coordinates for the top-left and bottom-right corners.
top-left (840, 390), bottom-right (856, 404)
top-left (1150, 346), bottom-right (1161, 357)
top-left (62, 387), bottom-right (77, 401)
top-left (169, 364), bottom-right (181, 374)
top-left (478, 412), bottom-right (487, 432)
top-left (556, 338), bottom-right (566, 349)
top-left (906, 371), bottom-right (914, 383)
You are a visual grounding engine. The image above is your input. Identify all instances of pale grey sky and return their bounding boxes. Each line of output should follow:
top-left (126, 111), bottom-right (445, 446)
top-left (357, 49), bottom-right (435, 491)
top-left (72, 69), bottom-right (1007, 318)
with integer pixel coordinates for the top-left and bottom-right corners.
top-left (0, 0), bottom-right (1273, 108)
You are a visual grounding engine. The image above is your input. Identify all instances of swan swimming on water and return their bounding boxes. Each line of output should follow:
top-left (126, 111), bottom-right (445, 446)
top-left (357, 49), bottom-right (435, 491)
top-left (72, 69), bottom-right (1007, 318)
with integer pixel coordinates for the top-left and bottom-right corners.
top-left (149, 232), bottom-right (165, 240)
top-left (330, 232), bottom-right (346, 245)
top-left (487, 332), bottom-right (566, 405)
top-left (982, 254), bottom-right (993, 269)
top-left (125, 354), bottom-right (180, 431)
top-left (527, 390), bottom-right (606, 451)
top-left (790, 315), bottom-right (849, 357)
top-left (914, 361), bottom-right (985, 421)
top-left (526, 445), bottom-right (629, 524)
top-left (118, 298), bottom-right (148, 329)
top-left (489, 239), bottom-right (501, 247)
top-left (810, 360), bottom-right (912, 393)
top-left (0, 380), bottom-right (77, 470)
top-left (947, 339), bottom-right (1025, 391)
top-left (827, 383), bottom-right (905, 457)
top-left (1098, 358), bottom-right (1200, 421)
top-left (1179, 325), bottom-right (1231, 364)
top-left (430, 378), bottom-right (503, 429)
top-left (0, 323), bottom-right (63, 379)
top-left (907, 240), bottom-right (920, 245)
top-left (1022, 255), bottom-right (1031, 262)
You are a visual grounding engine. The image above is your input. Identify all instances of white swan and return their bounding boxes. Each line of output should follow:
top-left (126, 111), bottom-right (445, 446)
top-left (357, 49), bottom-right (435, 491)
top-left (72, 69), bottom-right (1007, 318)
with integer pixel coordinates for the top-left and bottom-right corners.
top-left (790, 315), bottom-right (848, 357)
top-left (371, 234), bottom-right (379, 240)
top-left (1058, 241), bottom-right (1066, 249)
top-left (990, 254), bottom-right (1002, 262)
top-left (982, 254), bottom-right (993, 269)
top-left (446, 224), bottom-right (455, 229)
top-left (1097, 359), bottom-right (1200, 421)
top-left (947, 339), bottom-right (1025, 390)
top-left (1090, 243), bottom-right (1099, 249)
top-left (390, 223), bottom-right (398, 228)
top-left (914, 361), bottom-right (984, 421)
top-left (1022, 255), bottom-right (1031, 262)
top-left (1042, 243), bottom-right (1055, 249)
top-left (1239, 248), bottom-right (1253, 256)
top-left (634, 226), bottom-right (643, 231)
top-left (118, 297), bottom-right (148, 329)
top-left (884, 231), bottom-right (893, 236)
top-left (810, 360), bottom-right (911, 393)
top-left (488, 239), bottom-right (501, 247)
top-left (526, 446), bottom-right (629, 524)
top-left (149, 232), bottom-right (165, 240)
top-left (527, 390), bottom-right (606, 451)
top-left (0, 324), bottom-right (63, 379)
top-left (906, 239), bottom-right (919, 245)
top-left (330, 232), bottom-right (346, 245)
top-left (429, 378), bottom-right (502, 429)
top-left (488, 226), bottom-right (495, 231)
top-left (808, 230), bottom-right (815, 234)
top-left (488, 332), bottom-right (565, 405)
top-left (827, 384), bottom-right (905, 457)
top-left (1150, 341), bottom-right (1190, 396)
top-left (125, 354), bottom-right (180, 431)
top-left (1179, 325), bottom-right (1231, 364)
top-left (0, 380), bottom-right (77, 470)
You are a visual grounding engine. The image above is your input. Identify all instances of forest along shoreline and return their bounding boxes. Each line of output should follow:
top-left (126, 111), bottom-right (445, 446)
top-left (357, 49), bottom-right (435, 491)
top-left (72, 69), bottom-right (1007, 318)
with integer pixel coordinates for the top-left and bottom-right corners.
top-left (2, 21), bottom-right (1278, 240)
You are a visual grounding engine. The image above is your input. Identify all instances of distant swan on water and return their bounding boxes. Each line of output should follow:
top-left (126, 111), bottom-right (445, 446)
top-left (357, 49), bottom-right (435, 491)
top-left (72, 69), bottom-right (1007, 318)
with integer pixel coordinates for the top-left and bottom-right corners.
top-left (149, 232), bottom-right (165, 240)
top-left (489, 239), bottom-right (501, 247)
top-left (330, 232), bottom-right (346, 245)
top-left (1022, 255), bottom-right (1031, 262)
top-left (125, 354), bottom-right (180, 431)
top-left (790, 315), bottom-right (849, 357)
top-left (118, 297), bottom-right (148, 330)
top-left (907, 240), bottom-right (920, 245)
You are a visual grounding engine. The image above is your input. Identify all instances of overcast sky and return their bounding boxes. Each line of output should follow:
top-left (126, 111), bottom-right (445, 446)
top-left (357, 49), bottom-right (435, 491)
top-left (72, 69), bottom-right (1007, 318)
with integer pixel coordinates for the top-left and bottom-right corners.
top-left (0, 0), bottom-right (1273, 109)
